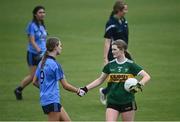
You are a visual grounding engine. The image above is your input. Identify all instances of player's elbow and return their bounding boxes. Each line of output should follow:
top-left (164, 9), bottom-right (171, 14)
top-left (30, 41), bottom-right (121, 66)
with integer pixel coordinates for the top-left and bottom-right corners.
top-left (62, 84), bottom-right (69, 90)
top-left (32, 82), bottom-right (37, 87)
top-left (63, 86), bottom-right (68, 90)
top-left (146, 74), bottom-right (151, 82)
top-left (142, 70), bottom-right (151, 82)
top-left (32, 80), bottom-right (38, 87)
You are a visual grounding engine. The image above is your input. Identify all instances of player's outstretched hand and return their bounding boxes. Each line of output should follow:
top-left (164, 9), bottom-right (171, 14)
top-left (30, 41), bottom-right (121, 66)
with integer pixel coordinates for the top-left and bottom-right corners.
top-left (81, 86), bottom-right (88, 93)
top-left (77, 86), bottom-right (88, 97)
top-left (129, 83), bottom-right (143, 93)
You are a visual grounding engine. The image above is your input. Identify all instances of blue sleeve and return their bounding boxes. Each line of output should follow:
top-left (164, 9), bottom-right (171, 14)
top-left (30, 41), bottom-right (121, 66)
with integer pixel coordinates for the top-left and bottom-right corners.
top-left (55, 64), bottom-right (64, 81)
top-left (26, 22), bottom-right (35, 36)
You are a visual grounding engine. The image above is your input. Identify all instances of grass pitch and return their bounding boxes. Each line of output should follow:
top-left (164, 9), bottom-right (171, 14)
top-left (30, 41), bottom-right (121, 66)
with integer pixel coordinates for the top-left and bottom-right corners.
top-left (0, 0), bottom-right (180, 121)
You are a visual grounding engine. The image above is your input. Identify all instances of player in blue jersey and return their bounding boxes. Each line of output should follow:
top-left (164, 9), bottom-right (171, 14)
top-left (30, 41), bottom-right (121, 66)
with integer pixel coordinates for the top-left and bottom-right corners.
top-left (33, 37), bottom-right (84, 121)
top-left (14, 6), bottom-right (47, 100)
top-left (100, 1), bottom-right (132, 105)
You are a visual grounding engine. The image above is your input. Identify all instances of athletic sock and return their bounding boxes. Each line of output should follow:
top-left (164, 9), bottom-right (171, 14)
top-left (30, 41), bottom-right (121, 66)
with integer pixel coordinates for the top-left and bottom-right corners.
top-left (16, 86), bottom-right (23, 92)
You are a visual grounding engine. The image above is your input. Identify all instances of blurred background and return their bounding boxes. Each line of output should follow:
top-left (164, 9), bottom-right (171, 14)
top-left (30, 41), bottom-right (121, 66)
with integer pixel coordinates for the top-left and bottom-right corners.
top-left (0, 0), bottom-right (180, 121)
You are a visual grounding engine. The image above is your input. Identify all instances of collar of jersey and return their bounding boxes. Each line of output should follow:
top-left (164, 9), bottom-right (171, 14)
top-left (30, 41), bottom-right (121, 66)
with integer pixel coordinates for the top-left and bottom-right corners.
top-left (112, 15), bottom-right (124, 21)
top-left (115, 58), bottom-right (127, 64)
top-left (47, 55), bottom-right (56, 60)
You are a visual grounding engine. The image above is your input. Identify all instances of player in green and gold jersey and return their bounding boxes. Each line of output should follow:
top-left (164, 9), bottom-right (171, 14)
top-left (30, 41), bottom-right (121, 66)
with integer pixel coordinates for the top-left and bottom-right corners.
top-left (80, 39), bottom-right (150, 121)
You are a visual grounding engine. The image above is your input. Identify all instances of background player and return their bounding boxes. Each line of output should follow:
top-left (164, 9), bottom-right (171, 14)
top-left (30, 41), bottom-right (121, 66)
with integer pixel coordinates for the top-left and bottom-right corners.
top-left (14, 6), bottom-right (47, 100)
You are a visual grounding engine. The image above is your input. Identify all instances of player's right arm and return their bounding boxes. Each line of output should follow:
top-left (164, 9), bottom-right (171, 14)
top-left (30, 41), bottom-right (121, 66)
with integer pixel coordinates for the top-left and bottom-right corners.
top-left (60, 76), bottom-right (79, 94)
top-left (28, 36), bottom-right (41, 53)
top-left (32, 75), bottom-right (39, 88)
top-left (32, 67), bottom-right (40, 88)
top-left (86, 72), bottom-right (108, 90)
top-left (104, 38), bottom-right (111, 65)
top-left (79, 64), bottom-right (110, 95)
top-left (26, 23), bottom-right (41, 53)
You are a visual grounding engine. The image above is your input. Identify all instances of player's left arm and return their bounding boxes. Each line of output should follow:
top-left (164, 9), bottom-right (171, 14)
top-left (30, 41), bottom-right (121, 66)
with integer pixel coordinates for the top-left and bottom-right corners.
top-left (138, 70), bottom-right (151, 86)
top-left (60, 76), bottom-right (79, 94)
top-left (129, 70), bottom-right (151, 93)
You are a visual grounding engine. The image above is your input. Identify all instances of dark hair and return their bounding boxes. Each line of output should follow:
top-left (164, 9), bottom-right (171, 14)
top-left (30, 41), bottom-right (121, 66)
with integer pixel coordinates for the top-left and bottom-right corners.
top-left (110, 0), bottom-right (125, 17)
top-left (32, 5), bottom-right (46, 29)
top-left (112, 39), bottom-right (127, 51)
top-left (41, 37), bottom-right (60, 69)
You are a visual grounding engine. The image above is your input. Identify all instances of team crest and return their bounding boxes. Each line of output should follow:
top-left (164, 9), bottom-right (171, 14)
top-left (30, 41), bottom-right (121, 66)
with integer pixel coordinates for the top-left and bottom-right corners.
top-left (125, 68), bottom-right (129, 72)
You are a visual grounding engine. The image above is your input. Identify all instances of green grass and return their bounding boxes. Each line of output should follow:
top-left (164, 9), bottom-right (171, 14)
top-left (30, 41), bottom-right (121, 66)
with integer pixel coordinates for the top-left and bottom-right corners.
top-left (0, 0), bottom-right (180, 121)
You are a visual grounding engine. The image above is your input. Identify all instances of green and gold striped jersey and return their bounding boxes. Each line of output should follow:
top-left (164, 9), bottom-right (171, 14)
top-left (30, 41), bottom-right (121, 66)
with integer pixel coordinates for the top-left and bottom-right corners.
top-left (103, 58), bottom-right (142, 105)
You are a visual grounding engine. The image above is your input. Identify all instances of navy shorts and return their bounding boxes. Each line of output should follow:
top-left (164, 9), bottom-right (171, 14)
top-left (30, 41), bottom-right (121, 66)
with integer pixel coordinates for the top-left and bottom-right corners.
top-left (42, 103), bottom-right (62, 114)
top-left (27, 51), bottom-right (42, 66)
top-left (107, 101), bottom-right (137, 113)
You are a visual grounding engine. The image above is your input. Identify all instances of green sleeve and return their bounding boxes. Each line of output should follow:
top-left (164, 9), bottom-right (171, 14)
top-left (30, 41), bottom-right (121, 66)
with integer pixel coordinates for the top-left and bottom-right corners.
top-left (102, 63), bottom-right (110, 74)
top-left (131, 63), bottom-right (143, 76)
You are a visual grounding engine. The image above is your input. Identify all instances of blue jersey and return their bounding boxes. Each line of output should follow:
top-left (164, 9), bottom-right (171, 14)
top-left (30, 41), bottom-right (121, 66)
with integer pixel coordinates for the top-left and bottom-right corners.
top-left (26, 21), bottom-right (47, 54)
top-left (35, 56), bottom-right (64, 106)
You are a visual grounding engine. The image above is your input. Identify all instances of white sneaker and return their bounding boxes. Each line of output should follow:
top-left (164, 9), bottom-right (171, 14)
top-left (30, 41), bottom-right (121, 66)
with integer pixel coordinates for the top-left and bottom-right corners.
top-left (99, 87), bottom-right (107, 105)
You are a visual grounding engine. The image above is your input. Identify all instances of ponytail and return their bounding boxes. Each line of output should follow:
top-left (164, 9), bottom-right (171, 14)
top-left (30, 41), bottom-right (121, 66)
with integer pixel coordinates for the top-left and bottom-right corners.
top-left (41, 51), bottom-right (48, 69)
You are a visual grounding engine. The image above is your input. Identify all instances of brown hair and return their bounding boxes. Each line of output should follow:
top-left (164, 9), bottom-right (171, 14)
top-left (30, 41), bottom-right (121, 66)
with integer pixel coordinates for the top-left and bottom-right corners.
top-left (113, 0), bottom-right (125, 14)
top-left (41, 37), bottom-right (60, 68)
top-left (112, 39), bottom-right (127, 51)
top-left (32, 5), bottom-right (46, 29)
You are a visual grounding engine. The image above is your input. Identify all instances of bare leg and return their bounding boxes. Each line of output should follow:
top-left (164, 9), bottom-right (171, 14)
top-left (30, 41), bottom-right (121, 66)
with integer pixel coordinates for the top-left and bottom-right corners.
top-left (106, 108), bottom-right (119, 122)
top-left (121, 110), bottom-right (135, 122)
top-left (47, 112), bottom-right (60, 121)
top-left (59, 107), bottom-right (71, 122)
top-left (14, 66), bottom-right (37, 100)
top-left (20, 66), bottom-right (37, 88)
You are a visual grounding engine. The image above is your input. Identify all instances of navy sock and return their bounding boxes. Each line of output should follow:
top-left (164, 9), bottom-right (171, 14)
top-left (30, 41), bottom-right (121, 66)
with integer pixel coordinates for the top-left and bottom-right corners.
top-left (102, 88), bottom-right (108, 95)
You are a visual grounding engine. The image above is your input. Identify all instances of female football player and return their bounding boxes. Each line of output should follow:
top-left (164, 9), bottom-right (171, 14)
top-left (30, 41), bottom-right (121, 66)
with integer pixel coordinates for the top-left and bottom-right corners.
top-left (80, 40), bottom-right (150, 121)
top-left (33, 37), bottom-right (83, 121)
top-left (14, 6), bottom-right (47, 100)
